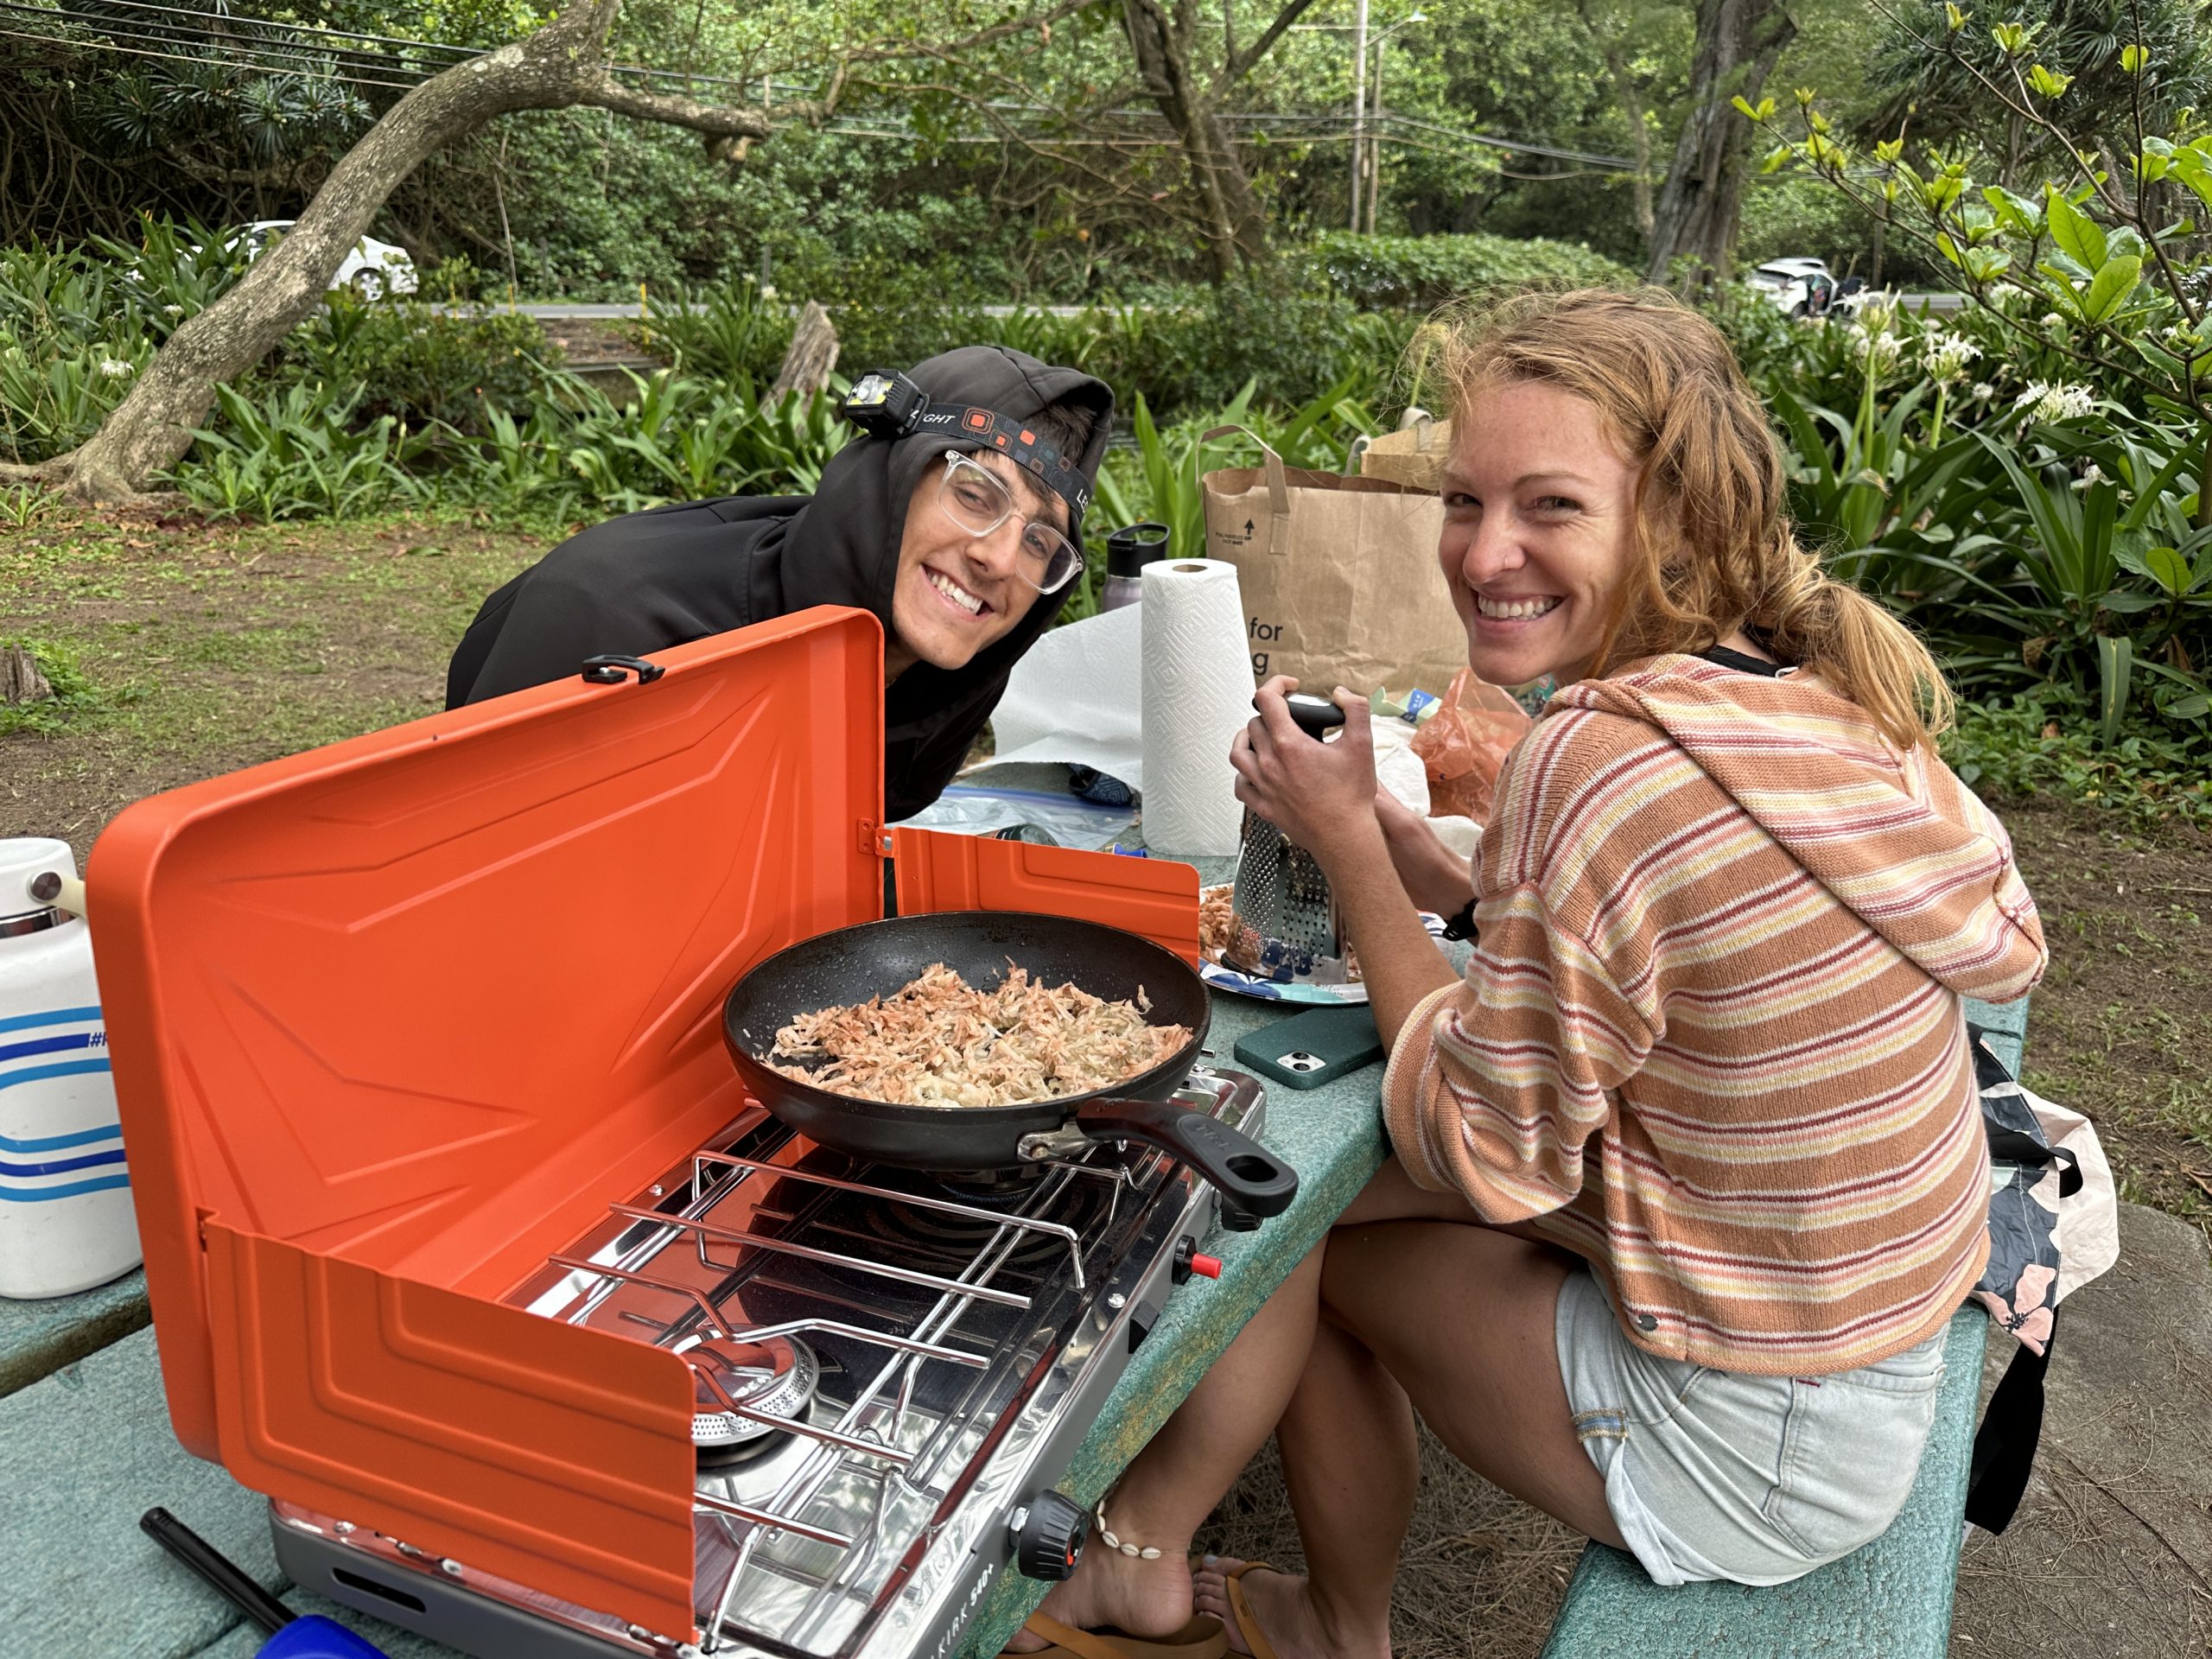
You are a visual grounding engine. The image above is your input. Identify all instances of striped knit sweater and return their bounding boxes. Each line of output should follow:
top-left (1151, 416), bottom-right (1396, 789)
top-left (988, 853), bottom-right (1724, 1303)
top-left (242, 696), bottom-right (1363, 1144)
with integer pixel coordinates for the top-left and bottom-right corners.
top-left (1382, 655), bottom-right (2047, 1375)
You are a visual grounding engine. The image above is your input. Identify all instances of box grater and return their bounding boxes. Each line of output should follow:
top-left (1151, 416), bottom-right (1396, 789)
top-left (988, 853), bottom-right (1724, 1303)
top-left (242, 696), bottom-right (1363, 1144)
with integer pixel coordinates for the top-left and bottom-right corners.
top-left (1224, 693), bottom-right (1352, 985)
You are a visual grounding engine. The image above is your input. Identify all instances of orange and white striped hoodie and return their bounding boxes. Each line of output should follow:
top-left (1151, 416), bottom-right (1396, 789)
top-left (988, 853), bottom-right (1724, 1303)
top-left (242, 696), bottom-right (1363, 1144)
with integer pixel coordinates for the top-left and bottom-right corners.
top-left (1382, 654), bottom-right (2047, 1374)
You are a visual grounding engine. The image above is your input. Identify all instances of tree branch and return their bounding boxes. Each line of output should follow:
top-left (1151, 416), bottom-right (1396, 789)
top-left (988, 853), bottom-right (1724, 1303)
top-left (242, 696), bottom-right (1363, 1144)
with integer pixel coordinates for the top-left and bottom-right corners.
top-left (571, 72), bottom-right (780, 141)
top-left (1225, 0), bottom-right (1322, 86)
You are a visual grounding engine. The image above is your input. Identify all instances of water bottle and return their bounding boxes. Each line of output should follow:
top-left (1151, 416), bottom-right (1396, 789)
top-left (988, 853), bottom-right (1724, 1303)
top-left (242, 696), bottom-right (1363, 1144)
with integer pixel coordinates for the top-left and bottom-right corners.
top-left (1100, 522), bottom-right (1170, 613)
top-left (0, 837), bottom-right (140, 1299)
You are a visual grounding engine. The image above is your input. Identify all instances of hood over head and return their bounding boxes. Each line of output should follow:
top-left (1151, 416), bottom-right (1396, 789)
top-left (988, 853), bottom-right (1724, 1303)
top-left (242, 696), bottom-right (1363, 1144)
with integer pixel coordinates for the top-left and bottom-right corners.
top-left (444, 345), bottom-right (1114, 820)
top-left (1558, 656), bottom-right (2046, 1001)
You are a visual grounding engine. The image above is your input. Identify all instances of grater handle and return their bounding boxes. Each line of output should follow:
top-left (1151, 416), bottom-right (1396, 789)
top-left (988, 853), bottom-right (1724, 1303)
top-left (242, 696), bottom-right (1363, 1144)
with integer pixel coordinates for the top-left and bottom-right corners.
top-left (1262, 692), bottom-right (1346, 738)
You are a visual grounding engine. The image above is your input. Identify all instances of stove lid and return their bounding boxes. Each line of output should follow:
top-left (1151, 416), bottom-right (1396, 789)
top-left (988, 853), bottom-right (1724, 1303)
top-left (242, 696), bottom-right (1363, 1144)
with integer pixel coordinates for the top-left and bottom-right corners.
top-left (90, 607), bottom-right (884, 1468)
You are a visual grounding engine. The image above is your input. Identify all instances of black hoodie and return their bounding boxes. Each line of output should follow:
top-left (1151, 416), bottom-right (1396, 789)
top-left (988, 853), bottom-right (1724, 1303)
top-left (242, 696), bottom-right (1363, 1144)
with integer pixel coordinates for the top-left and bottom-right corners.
top-left (444, 346), bottom-right (1116, 819)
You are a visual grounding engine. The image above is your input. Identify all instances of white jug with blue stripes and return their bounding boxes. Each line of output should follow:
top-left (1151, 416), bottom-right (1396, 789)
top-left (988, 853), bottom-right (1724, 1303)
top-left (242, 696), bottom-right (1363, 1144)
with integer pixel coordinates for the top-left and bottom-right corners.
top-left (0, 837), bottom-right (140, 1299)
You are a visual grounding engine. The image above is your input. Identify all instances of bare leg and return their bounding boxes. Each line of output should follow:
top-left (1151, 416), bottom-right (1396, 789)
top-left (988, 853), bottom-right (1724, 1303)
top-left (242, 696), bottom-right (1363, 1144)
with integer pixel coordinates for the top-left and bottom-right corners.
top-left (1196, 1163), bottom-right (1622, 1659)
top-left (1192, 1316), bottom-right (1414, 1659)
top-left (1009, 1243), bottom-right (1327, 1644)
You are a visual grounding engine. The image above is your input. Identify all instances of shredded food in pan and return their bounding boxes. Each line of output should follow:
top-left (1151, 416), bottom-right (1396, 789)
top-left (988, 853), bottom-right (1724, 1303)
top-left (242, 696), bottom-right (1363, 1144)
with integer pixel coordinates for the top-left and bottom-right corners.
top-left (768, 961), bottom-right (1192, 1106)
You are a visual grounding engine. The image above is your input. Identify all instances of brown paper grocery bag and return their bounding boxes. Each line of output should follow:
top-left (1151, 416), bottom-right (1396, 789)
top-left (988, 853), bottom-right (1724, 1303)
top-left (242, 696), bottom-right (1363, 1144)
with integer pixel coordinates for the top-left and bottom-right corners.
top-left (1357, 414), bottom-right (1454, 493)
top-left (1200, 429), bottom-right (1468, 699)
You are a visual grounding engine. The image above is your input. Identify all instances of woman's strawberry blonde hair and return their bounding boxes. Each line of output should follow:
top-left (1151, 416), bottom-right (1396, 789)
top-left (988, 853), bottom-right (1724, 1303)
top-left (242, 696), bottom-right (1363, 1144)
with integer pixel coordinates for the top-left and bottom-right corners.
top-left (1427, 286), bottom-right (1952, 750)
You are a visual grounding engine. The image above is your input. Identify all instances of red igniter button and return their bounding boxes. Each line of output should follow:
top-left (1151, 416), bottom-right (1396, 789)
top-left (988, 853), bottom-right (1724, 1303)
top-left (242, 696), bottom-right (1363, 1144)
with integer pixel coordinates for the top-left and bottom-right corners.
top-left (1173, 1237), bottom-right (1223, 1283)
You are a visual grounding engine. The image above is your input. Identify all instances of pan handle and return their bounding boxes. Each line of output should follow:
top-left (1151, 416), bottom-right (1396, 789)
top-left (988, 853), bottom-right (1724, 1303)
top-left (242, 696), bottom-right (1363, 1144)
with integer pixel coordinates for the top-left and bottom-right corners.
top-left (1072, 1100), bottom-right (1299, 1217)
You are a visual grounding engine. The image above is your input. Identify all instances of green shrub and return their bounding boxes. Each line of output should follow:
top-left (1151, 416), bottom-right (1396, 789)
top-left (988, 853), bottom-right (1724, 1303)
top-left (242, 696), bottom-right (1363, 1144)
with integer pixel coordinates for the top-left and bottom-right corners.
top-left (644, 274), bottom-right (793, 386)
top-left (169, 381), bottom-right (429, 521)
top-left (270, 293), bottom-right (557, 435)
top-left (1293, 232), bottom-right (1635, 311)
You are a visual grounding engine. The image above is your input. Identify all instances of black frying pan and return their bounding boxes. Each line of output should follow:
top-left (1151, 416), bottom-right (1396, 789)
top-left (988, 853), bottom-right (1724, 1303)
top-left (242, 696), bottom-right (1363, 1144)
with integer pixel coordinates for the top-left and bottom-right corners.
top-left (721, 911), bottom-right (1298, 1217)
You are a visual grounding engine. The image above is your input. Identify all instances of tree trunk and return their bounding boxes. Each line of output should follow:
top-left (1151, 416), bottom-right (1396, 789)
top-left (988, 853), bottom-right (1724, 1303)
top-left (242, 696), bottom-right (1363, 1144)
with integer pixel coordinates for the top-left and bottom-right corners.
top-left (1120, 0), bottom-right (1268, 278)
top-left (3, 0), bottom-right (782, 504)
top-left (1644, 0), bottom-right (1797, 287)
top-left (1, 645), bottom-right (54, 708)
top-left (1605, 45), bottom-right (1656, 240)
top-left (769, 301), bottom-right (840, 401)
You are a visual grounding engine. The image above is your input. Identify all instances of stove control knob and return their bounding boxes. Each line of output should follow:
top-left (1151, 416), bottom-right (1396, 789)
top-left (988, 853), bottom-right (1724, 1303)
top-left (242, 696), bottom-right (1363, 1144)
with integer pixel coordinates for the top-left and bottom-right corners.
top-left (1173, 1237), bottom-right (1224, 1284)
top-left (1010, 1491), bottom-right (1089, 1581)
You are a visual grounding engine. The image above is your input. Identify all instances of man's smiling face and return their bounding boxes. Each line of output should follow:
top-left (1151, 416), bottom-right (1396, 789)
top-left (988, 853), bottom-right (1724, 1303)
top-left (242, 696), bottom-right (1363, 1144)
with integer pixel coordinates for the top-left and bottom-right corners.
top-left (883, 448), bottom-right (1067, 680)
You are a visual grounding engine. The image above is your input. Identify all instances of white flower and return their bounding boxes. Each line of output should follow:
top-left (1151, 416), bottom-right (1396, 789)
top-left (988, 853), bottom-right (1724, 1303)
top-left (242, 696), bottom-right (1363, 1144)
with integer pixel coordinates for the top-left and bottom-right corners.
top-left (2012, 380), bottom-right (2097, 422)
top-left (2069, 461), bottom-right (2107, 493)
top-left (2041, 312), bottom-right (2067, 328)
top-left (162, 303), bottom-right (183, 316)
top-left (1920, 327), bottom-right (1982, 382)
top-left (1847, 322), bottom-right (1904, 374)
top-left (1971, 381), bottom-right (1995, 399)
top-left (760, 284), bottom-right (779, 300)
top-left (99, 358), bottom-right (134, 378)
top-left (1857, 295), bottom-right (1898, 334)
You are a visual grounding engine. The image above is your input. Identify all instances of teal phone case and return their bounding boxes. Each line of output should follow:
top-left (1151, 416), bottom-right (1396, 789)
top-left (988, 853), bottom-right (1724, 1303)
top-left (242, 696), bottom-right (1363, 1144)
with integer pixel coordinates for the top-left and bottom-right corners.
top-left (1233, 1005), bottom-right (1385, 1090)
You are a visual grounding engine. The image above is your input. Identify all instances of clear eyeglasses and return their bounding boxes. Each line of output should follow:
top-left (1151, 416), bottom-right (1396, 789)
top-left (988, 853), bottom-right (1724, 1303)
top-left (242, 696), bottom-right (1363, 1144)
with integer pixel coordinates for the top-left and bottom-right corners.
top-left (937, 453), bottom-right (1082, 594)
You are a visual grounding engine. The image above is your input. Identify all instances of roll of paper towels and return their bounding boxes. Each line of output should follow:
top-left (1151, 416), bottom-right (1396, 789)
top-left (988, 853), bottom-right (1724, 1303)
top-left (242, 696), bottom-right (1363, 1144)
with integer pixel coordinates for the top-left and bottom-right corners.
top-left (1141, 558), bottom-right (1254, 856)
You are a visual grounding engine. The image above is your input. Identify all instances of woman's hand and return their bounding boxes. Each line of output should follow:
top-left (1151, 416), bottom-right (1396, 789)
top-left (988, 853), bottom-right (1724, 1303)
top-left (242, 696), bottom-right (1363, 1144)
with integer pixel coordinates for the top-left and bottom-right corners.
top-left (1374, 788), bottom-right (1478, 917)
top-left (1227, 675), bottom-right (1378, 870)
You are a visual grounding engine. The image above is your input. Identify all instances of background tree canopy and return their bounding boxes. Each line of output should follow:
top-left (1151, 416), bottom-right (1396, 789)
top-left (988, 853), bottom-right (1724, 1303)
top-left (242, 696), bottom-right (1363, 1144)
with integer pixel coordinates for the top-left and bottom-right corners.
top-left (16, 0), bottom-right (2154, 296)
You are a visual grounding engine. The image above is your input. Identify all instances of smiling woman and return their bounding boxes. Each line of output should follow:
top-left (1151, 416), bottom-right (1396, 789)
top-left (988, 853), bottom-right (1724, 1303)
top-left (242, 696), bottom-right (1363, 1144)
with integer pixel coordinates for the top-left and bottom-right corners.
top-left (1008, 289), bottom-right (2049, 1659)
top-left (442, 346), bottom-right (1113, 819)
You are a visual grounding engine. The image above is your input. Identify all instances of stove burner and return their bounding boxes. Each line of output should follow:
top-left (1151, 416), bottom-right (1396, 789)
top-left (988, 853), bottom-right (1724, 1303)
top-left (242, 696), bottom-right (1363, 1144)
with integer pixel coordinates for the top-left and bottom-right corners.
top-left (844, 1168), bottom-right (1112, 1293)
top-left (676, 1334), bottom-right (820, 1451)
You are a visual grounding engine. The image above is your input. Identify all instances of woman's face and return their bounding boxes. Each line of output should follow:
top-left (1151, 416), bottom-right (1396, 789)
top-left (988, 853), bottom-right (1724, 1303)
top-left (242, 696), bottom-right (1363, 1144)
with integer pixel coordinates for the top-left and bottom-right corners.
top-left (884, 449), bottom-right (1062, 679)
top-left (1437, 380), bottom-right (1643, 690)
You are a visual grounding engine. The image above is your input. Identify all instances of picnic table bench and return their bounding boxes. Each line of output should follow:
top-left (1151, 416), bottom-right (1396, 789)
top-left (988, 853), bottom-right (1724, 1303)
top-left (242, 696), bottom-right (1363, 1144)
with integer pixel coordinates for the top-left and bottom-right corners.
top-left (0, 861), bottom-right (2025, 1659)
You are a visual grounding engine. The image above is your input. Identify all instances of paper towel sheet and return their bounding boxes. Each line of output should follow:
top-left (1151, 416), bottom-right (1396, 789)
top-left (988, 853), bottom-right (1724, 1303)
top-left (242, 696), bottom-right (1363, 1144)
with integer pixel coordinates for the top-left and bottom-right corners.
top-left (1141, 557), bottom-right (1253, 857)
top-left (988, 604), bottom-right (1146, 789)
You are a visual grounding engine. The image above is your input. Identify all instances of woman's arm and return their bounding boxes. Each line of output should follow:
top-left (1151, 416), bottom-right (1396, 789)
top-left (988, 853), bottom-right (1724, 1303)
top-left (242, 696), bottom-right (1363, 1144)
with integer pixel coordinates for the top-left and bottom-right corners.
top-left (1228, 677), bottom-right (1459, 1049)
top-left (1374, 787), bottom-right (1478, 919)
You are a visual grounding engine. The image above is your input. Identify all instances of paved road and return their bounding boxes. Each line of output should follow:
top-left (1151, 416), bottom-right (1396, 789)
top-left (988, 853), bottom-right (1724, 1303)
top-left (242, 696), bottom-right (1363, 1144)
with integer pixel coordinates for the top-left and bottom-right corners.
top-left (441, 294), bottom-right (1968, 321)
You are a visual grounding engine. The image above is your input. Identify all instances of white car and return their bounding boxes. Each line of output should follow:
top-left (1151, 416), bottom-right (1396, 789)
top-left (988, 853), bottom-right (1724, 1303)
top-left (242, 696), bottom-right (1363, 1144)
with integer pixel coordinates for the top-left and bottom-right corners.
top-left (1745, 256), bottom-right (1861, 318)
top-left (225, 219), bottom-right (420, 299)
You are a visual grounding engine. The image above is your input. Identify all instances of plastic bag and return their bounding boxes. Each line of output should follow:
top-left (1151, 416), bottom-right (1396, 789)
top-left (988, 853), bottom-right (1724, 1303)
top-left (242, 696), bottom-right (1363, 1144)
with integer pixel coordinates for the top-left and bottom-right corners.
top-left (1409, 668), bottom-right (1532, 826)
top-left (890, 785), bottom-right (1137, 852)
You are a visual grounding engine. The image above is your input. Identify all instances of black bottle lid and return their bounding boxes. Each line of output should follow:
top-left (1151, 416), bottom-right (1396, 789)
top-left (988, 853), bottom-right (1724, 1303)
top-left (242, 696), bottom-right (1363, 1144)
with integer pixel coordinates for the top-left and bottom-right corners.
top-left (1105, 522), bottom-right (1171, 580)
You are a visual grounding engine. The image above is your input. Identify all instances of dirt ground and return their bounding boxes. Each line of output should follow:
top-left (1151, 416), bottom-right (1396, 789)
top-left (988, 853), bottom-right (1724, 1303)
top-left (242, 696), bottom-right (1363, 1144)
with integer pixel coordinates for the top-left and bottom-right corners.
top-left (5, 508), bottom-right (2209, 1657)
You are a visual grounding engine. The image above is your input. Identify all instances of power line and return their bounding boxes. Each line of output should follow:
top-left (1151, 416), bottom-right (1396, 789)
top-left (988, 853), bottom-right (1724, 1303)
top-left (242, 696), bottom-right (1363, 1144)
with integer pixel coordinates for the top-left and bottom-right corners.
top-left (3, 3), bottom-right (1638, 173)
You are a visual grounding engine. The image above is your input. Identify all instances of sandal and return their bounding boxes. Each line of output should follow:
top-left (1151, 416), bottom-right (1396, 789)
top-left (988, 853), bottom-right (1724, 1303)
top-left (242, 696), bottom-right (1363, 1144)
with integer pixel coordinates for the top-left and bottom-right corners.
top-left (1217, 1562), bottom-right (1285, 1659)
top-left (1005, 1611), bottom-right (1230, 1659)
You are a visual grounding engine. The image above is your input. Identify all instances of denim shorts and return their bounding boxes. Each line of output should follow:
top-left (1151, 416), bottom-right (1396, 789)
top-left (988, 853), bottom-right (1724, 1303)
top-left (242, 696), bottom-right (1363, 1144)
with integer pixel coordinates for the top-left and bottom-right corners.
top-left (1554, 1265), bottom-right (1948, 1586)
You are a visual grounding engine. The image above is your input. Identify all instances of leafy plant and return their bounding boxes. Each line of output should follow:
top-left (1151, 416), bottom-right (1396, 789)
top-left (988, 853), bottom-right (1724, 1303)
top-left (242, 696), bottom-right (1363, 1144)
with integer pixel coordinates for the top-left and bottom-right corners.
top-left (168, 382), bottom-right (420, 520)
top-left (646, 275), bottom-right (792, 385)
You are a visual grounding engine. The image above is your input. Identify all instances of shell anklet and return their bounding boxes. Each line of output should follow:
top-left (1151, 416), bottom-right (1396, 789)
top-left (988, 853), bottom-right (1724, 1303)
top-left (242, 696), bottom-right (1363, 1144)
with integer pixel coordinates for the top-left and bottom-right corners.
top-left (1094, 1499), bottom-right (1163, 1560)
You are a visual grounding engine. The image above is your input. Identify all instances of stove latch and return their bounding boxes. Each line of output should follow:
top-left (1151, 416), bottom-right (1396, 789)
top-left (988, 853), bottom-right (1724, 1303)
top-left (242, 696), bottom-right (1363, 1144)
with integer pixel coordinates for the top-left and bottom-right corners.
top-left (1007, 1491), bottom-right (1089, 1580)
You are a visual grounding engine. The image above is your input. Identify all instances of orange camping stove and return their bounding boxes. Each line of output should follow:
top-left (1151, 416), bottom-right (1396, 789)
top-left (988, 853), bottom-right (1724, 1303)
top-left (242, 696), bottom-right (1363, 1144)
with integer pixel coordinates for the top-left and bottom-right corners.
top-left (87, 607), bottom-right (1202, 1651)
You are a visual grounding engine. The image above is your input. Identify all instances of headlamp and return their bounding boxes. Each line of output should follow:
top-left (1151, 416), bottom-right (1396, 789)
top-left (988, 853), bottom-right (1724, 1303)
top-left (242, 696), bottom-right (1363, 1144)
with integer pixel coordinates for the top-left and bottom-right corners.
top-left (838, 366), bottom-right (1093, 521)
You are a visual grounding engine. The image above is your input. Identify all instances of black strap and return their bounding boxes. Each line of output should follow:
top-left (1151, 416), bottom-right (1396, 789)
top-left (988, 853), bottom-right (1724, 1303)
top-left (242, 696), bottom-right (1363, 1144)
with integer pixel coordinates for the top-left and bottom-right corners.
top-left (1965, 1306), bottom-right (2056, 1534)
top-left (1693, 645), bottom-right (1789, 677)
top-left (1440, 897), bottom-right (1479, 942)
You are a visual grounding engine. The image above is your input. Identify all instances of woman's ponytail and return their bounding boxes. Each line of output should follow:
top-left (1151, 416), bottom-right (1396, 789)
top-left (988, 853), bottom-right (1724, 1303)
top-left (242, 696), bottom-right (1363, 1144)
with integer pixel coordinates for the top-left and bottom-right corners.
top-left (1752, 532), bottom-right (1953, 750)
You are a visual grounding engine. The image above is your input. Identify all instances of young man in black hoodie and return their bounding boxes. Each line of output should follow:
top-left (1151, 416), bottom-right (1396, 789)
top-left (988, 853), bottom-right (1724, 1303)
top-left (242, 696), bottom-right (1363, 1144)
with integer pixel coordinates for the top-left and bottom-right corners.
top-left (444, 346), bottom-right (1114, 819)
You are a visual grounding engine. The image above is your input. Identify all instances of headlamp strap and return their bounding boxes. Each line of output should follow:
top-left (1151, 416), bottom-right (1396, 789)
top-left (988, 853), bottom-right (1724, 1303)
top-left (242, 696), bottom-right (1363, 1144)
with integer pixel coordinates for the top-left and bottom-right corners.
top-left (842, 368), bottom-right (1091, 518)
